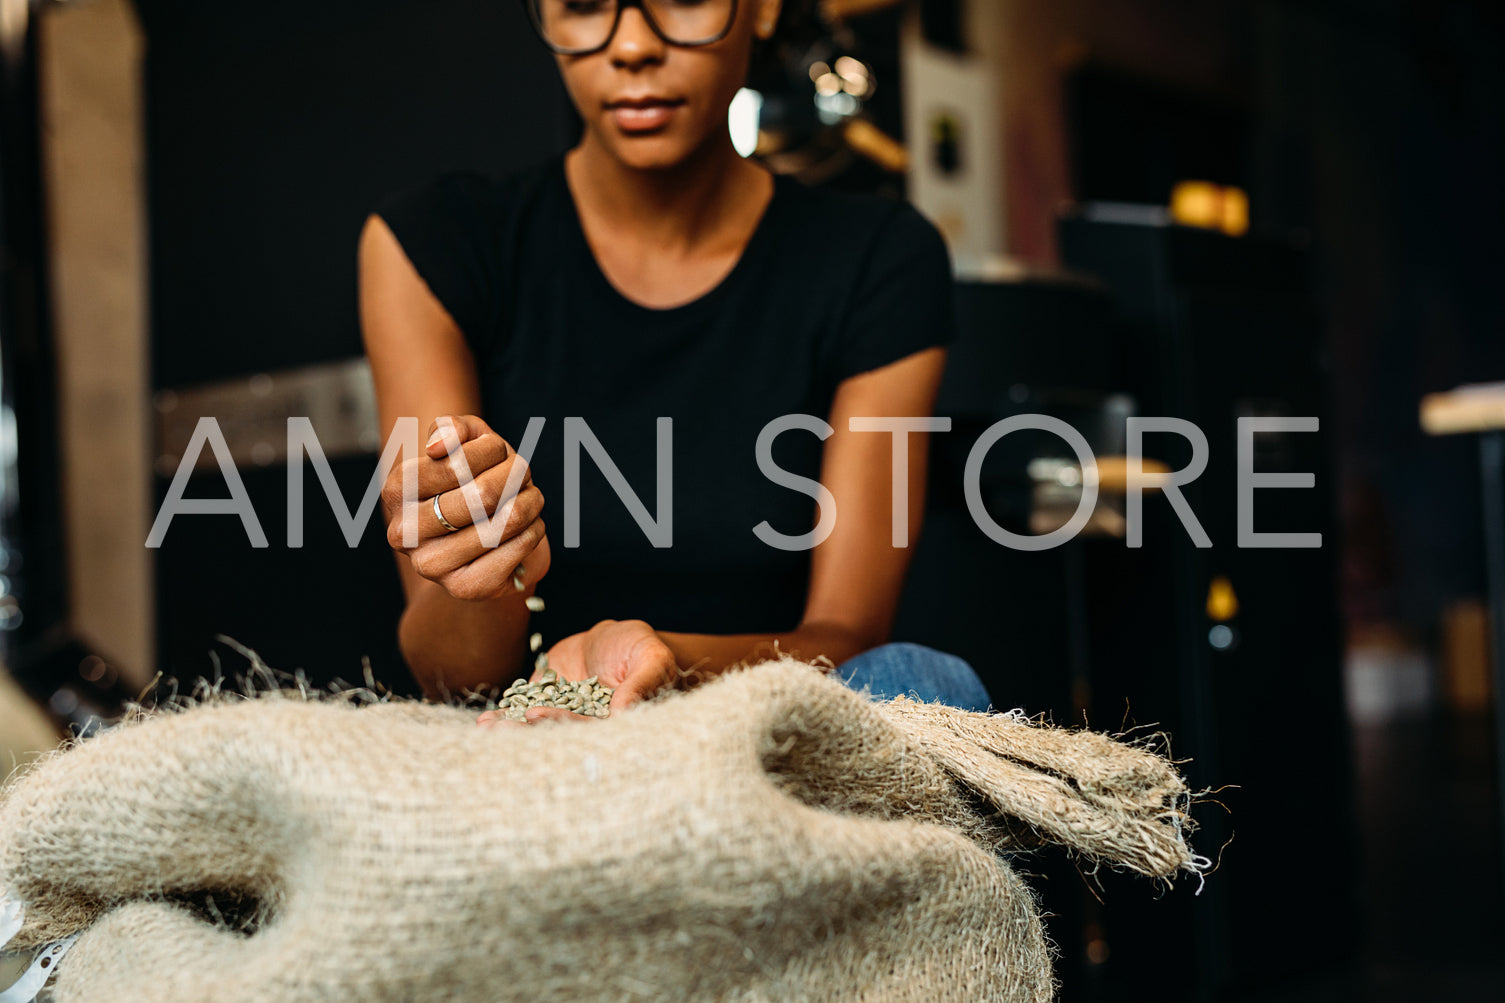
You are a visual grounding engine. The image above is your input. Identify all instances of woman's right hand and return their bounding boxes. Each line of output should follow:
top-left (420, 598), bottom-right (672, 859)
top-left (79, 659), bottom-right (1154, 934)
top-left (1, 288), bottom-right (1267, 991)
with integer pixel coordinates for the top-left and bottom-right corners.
top-left (381, 414), bottom-right (550, 601)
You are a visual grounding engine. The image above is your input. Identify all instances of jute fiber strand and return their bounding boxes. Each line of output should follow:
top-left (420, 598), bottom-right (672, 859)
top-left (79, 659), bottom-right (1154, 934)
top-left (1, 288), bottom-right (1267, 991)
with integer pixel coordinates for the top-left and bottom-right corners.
top-left (0, 658), bottom-right (1202, 1001)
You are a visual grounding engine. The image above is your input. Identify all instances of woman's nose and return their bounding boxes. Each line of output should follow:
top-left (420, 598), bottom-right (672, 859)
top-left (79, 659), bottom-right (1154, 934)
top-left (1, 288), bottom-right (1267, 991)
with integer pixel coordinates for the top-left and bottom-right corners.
top-left (608, 7), bottom-right (666, 67)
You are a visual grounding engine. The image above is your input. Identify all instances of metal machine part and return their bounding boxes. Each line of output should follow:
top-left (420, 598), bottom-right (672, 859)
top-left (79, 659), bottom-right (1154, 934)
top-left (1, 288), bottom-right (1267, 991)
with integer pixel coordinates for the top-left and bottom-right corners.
top-left (153, 358), bottom-right (381, 476)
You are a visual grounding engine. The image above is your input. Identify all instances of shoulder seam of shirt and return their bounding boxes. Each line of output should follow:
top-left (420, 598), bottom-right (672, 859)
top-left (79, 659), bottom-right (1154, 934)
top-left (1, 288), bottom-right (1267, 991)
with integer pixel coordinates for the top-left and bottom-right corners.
top-left (830, 195), bottom-right (912, 329)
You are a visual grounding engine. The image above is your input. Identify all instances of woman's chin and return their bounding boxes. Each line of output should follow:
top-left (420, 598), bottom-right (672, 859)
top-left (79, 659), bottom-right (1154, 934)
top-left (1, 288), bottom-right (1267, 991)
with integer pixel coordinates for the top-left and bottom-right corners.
top-left (599, 132), bottom-right (702, 173)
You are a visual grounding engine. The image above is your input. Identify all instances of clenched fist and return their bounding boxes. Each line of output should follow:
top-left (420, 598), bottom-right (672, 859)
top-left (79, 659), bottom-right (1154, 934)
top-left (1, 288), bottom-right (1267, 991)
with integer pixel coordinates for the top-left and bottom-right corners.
top-left (381, 414), bottom-right (551, 601)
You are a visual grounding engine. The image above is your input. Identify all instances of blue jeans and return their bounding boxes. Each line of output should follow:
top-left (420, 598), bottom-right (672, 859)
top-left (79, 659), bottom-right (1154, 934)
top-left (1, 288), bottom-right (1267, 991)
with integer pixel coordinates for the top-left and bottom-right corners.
top-left (835, 643), bottom-right (992, 712)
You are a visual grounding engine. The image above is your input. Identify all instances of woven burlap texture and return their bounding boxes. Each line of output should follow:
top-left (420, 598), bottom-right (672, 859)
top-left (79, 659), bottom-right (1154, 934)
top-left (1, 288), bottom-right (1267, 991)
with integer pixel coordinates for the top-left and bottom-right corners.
top-left (0, 658), bottom-right (1200, 1002)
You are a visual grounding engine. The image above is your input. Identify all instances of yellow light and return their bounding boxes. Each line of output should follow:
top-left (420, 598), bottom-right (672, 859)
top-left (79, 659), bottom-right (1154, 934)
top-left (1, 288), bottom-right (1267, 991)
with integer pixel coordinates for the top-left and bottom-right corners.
top-left (833, 57), bottom-right (871, 97)
top-left (808, 61), bottom-right (831, 83)
top-left (1171, 181), bottom-right (1223, 230)
top-left (835, 56), bottom-right (868, 84)
top-left (1221, 186), bottom-right (1250, 237)
top-left (1206, 575), bottom-right (1240, 622)
top-left (1171, 181), bottom-right (1251, 237)
top-left (815, 72), bottom-right (843, 97)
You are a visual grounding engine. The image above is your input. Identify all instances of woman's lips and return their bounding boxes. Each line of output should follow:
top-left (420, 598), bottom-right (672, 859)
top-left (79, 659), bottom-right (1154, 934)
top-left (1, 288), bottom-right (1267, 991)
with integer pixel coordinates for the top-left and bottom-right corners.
top-left (607, 99), bottom-right (684, 134)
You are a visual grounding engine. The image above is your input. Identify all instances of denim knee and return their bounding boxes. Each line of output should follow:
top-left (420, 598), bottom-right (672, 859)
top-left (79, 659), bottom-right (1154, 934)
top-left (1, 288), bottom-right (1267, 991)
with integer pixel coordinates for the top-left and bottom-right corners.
top-left (836, 642), bottom-right (992, 712)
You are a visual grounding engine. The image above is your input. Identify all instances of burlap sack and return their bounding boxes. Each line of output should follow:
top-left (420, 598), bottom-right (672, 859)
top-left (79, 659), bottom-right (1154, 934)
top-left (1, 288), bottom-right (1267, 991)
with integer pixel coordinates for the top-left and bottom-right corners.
top-left (0, 659), bottom-right (1201, 1001)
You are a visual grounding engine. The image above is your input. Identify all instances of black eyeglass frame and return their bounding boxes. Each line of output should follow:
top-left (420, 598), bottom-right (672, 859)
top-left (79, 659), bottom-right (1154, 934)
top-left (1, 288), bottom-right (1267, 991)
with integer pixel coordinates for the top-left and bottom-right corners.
top-left (522, 0), bottom-right (741, 56)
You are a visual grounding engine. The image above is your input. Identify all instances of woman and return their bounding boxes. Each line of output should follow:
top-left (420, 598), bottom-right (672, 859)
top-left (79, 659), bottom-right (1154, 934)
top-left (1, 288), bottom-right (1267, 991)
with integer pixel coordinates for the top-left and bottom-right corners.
top-left (359, 0), bottom-right (989, 722)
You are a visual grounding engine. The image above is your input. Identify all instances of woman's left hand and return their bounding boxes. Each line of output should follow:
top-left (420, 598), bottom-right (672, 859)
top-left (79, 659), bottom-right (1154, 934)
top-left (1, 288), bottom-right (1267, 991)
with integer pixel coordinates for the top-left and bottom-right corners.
top-left (476, 619), bottom-right (678, 728)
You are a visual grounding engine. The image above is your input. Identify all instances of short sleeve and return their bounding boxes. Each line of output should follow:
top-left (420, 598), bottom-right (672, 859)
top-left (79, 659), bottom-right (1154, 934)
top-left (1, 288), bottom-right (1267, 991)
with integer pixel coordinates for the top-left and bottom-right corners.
top-left (828, 203), bottom-right (957, 383)
top-left (372, 173), bottom-right (505, 356)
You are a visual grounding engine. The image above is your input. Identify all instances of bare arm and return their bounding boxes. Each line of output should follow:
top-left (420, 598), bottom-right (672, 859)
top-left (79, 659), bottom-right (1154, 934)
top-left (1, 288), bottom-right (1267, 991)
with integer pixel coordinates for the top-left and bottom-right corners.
top-left (657, 346), bottom-right (949, 679)
top-left (358, 215), bottom-right (549, 700)
top-left (480, 348), bottom-right (947, 724)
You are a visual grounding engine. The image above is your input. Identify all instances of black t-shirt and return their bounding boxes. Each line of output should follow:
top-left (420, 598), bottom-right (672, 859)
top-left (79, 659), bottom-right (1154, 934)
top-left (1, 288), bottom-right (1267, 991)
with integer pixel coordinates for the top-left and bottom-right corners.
top-left (374, 155), bottom-right (955, 641)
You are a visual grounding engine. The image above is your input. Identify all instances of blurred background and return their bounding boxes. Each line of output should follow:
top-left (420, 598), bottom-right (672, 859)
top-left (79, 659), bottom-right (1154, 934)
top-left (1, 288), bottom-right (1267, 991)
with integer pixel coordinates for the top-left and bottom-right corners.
top-left (1, 0), bottom-right (1502, 999)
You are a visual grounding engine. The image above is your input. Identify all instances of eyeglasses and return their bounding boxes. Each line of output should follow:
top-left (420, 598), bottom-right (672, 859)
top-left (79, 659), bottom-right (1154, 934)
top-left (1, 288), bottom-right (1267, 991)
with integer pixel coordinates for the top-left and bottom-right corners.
top-left (523, 0), bottom-right (739, 56)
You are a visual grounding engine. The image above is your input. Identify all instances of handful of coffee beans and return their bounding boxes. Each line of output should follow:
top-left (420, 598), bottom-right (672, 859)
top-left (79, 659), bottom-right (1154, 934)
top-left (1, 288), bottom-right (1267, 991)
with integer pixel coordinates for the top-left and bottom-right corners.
top-left (496, 668), bottom-right (614, 720)
top-left (497, 569), bottom-right (614, 719)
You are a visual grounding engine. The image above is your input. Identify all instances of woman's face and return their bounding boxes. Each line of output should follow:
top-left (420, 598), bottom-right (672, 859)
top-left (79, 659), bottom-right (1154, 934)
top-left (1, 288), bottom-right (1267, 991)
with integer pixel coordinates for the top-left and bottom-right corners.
top-left (551, 0), bottom-right (782, 171)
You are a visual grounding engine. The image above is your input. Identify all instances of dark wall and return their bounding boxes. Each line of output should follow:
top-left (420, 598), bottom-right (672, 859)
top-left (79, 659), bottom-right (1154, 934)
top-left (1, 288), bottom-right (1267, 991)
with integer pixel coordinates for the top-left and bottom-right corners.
top-left (1249, 0), bottom-right (1505, 633)
top-left (141, 1), bottom-right (575, 690)
top-left (140, 0), bottom-right (575, 386)
top-left (1001, 0), bottom-right (1505, 639)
